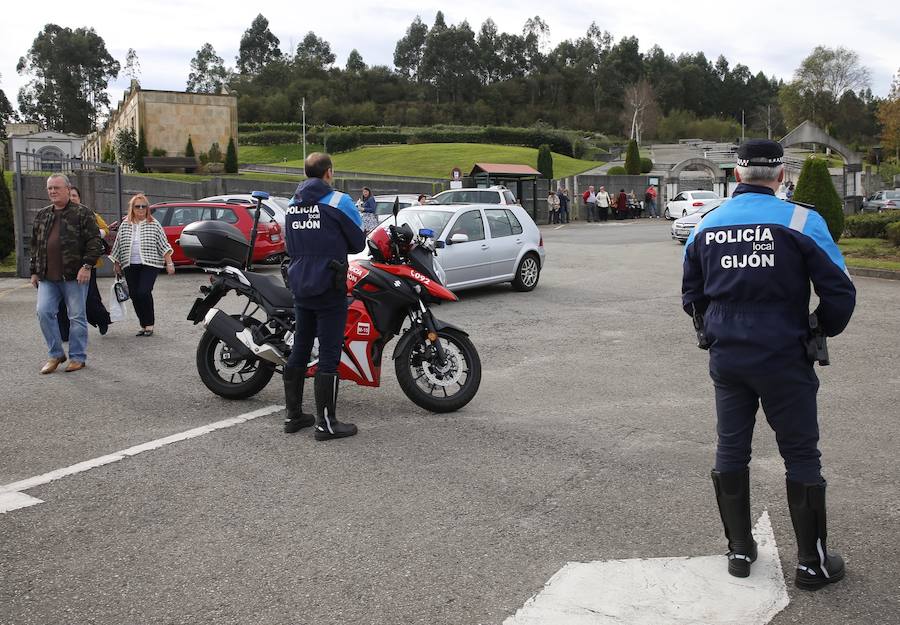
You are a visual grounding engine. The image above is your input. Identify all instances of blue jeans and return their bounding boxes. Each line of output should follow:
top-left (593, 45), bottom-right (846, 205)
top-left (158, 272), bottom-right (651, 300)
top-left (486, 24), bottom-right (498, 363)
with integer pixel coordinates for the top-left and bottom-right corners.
top-left (646, 199), bottom-right (658, 217)
top-left (37, 280), bottom-right (89, 362)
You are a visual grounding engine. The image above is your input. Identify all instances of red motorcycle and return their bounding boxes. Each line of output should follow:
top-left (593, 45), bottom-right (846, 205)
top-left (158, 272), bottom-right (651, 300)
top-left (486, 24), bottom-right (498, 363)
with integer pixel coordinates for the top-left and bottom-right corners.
top-left (184, 207), bottom-right (481, 413)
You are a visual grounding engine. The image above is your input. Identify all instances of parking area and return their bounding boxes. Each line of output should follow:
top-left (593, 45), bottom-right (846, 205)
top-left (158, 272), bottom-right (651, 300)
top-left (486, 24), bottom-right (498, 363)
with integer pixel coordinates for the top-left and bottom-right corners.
top-left (1, 220), bottom-right (899, 624)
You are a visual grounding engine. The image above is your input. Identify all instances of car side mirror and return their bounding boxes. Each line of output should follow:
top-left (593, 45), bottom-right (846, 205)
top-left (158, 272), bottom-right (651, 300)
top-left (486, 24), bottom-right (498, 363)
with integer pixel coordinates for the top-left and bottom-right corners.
top-left (449, 233), bottom-right (469, 244)
top-left (435, 240), bottom-right (446, 249)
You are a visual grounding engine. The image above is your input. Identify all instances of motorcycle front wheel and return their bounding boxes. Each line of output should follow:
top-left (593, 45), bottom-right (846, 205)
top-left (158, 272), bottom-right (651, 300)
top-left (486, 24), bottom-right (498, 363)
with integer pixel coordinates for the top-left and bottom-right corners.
top-left (196, 316), bottom-right (275, 399)
top-left (395, 327), bottom-right (481, 413)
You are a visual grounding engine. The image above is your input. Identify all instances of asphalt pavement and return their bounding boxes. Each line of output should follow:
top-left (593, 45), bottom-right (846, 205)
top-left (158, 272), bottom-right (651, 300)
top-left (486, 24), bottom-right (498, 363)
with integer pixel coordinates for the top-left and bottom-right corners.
top-left (1, 219), bottom-right (898, 625)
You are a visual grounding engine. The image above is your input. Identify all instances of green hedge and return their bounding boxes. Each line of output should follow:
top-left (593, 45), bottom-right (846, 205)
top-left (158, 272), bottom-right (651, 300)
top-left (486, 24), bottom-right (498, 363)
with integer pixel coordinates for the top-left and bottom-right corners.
top-left (607, 165), bottom-right (627, 175)
top-left (844, 212), bottom-right (900, 238)
top-left (241, 130), bottom-right (303, 145)
top-left (640, 157), bottom-right (653, 173)
top-left (886, 221), bottom-right (900, 246)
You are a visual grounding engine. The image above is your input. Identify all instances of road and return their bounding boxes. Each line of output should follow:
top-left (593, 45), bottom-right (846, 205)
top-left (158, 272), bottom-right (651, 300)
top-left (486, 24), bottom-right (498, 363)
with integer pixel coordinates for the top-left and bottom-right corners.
top-left (1, 220), bottom-right (898, 624)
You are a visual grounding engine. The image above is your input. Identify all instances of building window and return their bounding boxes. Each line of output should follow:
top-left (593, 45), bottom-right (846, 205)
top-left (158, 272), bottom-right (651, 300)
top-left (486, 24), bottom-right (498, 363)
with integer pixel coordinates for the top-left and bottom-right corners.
top-left (37, 146), bottom-right (64, 171)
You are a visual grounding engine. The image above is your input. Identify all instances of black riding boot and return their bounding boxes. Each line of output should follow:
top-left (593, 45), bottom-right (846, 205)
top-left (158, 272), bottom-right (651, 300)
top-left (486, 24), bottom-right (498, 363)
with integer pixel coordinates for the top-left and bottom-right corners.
top-left (711, 469), bottom-right (758, 577)
top-left (314, 372), bottom-right (357, 441)
top-left (283, 366), bottom-right (314, 433)
top-left (787, 479), bottom-right (845, 590)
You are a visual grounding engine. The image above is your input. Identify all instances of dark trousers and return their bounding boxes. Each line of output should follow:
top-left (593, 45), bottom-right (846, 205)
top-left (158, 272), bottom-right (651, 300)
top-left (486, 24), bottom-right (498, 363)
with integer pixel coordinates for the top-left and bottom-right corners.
top-left (287, 292), bottom-right (348, 374)
top-left (58, 268), bottom-right (111, 340)
top-left (124, 264), bottom-right (159, 327)
top-left (710, 363), bottom-right (822, 483)
top-left (559, 208), bottom-right (569, 223)
top-left (598, 206), bottom-right (609, 221)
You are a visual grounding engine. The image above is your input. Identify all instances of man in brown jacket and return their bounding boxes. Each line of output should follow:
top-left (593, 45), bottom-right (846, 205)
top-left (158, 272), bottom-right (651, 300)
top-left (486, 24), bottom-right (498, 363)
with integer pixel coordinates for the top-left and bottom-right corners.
top-left (30, 174), bottom-right (103, 373)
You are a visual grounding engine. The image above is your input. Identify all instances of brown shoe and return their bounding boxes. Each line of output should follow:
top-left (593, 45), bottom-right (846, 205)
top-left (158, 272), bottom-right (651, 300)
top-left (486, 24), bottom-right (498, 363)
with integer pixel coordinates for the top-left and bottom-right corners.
top-left (64, 361), bottom-right (86, 373)
top-left (40, 357), bottom-right (67, 374)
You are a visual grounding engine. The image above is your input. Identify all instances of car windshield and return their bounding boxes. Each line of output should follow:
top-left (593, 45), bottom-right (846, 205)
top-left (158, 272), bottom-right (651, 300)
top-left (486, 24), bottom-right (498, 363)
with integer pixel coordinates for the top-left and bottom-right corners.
top-left (885, 191), bottom-right (900, 199)
top-left (271, 197), bottom-right (292, 211)
top-left (374, 201), bottom-right (412, 216)
top-left (692, 191), bottom-right (718, 199)
top-left (379, 209), bottom-right (454, 234)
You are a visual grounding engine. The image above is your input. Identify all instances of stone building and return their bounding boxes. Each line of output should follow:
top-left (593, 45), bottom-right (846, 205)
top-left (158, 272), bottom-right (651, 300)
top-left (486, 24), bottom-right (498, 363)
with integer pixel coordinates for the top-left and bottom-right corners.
top-left (5, 123), bottom-right (86, 172)
top-left (82, 81), bottom-right (238, 165)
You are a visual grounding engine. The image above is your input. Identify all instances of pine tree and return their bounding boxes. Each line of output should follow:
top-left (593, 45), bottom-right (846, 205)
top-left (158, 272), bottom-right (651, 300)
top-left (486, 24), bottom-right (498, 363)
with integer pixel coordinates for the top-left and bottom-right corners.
top-left (136, 126), bottom-right (148, 172)
top-left (537, 144), bottom-right (553, 179)
top-left (0, 168), bottom-right (14, 261)
top-left (624, 139), bottom-right (641, 175)
top-left (793, 157), bottom-right (845, 241)
top-left (224, 137), bottom-right (238, 173)
top-left (185, 136), bottom-right (195, 157)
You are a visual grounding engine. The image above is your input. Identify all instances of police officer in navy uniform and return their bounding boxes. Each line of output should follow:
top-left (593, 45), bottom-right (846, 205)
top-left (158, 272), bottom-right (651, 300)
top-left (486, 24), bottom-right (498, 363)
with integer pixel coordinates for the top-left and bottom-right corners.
top-left (682, 140), bottom-right (856, 589)
top-left (282, 152), bottom-right (366, 440)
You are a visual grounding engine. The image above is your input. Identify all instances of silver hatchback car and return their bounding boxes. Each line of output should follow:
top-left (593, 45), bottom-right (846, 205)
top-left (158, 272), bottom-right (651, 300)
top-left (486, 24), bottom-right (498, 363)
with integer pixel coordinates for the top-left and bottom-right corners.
top-left (364, 204), bottom-right (545, 292)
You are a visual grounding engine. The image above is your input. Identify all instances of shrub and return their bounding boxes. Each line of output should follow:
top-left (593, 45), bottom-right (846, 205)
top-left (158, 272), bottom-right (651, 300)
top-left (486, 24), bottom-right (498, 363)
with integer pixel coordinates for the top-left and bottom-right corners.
top-left (573, 138), bottom-right (587, 159)
top-left (886, 221), bottom-right (900, 246)
top-left (793, 158), bottom-right (844, 241)
top-left (224, 137), bottom-right (238, 174)
top-left (640, 157), bottom-right (653, 173)
top-left (114, 128), bottom-right (139, 171)
top-left (241, 130), bottom-right (302, 145)
top-left (844, 212), bottom-right (900, 238)
top-left (185, 136), bottom-right (195, 157)
top-left (0, 168), bottom-right (14, 261)
top-left (207, 142), bottom-right (223, 163)
top-left (101, 143), bottom-right (115, 164)
top-left (198, 151), bottom-right (209, 165)
top-left (150, 148), bottom-right (167, 157)
top-left (537, 144), bottom-right (553, 179)
top-left (624, 140), bottom-right (641, 175)
top-left (607, 165), bottom-right (627, 175)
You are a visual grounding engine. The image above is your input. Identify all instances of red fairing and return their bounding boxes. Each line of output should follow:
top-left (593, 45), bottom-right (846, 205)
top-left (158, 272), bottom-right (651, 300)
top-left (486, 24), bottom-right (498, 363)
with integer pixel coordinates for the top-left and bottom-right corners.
top-left (306, 300), bottom-right (381, 387)
top-left (372, 262), bottom-right (458, 301)
top-left (346, 261), bottom-right (370, 295)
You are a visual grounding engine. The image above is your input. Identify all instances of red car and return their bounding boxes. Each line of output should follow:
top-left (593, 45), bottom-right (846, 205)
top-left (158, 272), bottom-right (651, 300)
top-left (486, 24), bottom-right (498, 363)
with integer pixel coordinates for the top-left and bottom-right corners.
top-left (108, 202), bottom-right (285, 266)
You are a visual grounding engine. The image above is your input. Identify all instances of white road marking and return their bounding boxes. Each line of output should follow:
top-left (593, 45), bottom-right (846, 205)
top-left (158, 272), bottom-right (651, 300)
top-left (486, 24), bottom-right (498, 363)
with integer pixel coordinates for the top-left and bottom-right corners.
top-left (504, 512), bottom-right (788, 625)
top-left (554, 225), bottom-right (566, 230)
top-left (0, 404), bottom-right (283, 514)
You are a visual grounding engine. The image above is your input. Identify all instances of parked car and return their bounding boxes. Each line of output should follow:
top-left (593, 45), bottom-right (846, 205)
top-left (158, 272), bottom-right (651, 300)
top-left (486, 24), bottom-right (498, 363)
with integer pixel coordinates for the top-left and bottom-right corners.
top-left (431, 185), bottom-right (517, 206)
top-left (199, 194), bottom-right (292, 227)
top-left (353, 203), bottom-right (545, 292)
top-left (371, 194), bottom-right (426, 222)
top-left (108, 202), bottom-right (285, 266)
top-left (861, 190), bottom-right (900, 213)
top-left (664, 190), bottom-right (721, 220)
top-left (671, 200), bottom-right (725, 244)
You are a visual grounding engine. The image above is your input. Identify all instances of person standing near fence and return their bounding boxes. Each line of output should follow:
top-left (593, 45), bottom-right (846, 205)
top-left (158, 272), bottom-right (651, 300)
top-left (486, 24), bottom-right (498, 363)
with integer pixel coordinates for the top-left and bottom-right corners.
top-left (110, 194), bottom-right (175, 337)
top-left (644, 184), bottom-right (659, 218)
top-left (596, 186), bottom-right (611, 222)
top-left (546, 190), bottom-right (560, 224)
top-left (30, 174), bottom-right (103, 374)
top-left (582, 186), bottom-right (597, 222)
top-left (556, 187), bottom-right (570, 223)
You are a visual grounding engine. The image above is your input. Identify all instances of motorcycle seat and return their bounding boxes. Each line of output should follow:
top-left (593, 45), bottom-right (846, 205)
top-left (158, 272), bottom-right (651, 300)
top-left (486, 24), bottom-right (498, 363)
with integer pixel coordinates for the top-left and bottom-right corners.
top-left (243, 271), bottom-right (296, 309)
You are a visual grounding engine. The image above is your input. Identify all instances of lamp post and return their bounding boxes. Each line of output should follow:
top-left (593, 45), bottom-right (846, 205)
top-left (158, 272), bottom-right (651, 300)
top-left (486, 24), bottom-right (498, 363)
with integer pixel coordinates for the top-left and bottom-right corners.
top-left (302, 97), bottom-right (307, 164)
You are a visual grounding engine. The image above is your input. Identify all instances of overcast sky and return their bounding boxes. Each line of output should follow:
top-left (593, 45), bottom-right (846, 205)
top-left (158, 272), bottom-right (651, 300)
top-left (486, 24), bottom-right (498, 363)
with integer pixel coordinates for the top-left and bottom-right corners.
top-left (2, 0), bottom-right (899, 117)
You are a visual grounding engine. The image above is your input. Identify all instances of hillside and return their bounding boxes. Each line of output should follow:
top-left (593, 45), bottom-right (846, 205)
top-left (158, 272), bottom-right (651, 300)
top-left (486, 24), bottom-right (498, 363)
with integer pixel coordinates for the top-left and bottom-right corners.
top-left (243, 143), bottom-right (599, 179)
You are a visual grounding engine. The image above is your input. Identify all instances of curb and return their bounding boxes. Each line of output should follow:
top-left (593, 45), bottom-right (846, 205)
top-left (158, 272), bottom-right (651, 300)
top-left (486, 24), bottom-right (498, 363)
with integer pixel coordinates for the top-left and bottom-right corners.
top-left (848, 267), bottom-right (900, 280)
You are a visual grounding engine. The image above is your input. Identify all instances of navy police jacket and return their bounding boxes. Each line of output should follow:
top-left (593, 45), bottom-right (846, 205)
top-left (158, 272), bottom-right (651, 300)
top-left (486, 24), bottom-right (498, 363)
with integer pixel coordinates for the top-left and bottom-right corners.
top-left (285, 178), bottom-right (366, 299)
top-left (682, 184), bottom-right (856, 370)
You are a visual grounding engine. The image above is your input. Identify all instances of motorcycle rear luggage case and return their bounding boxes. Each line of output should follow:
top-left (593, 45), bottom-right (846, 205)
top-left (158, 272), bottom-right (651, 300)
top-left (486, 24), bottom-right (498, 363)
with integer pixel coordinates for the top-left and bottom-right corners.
top-left (180, 221), bottom-right (249, 267)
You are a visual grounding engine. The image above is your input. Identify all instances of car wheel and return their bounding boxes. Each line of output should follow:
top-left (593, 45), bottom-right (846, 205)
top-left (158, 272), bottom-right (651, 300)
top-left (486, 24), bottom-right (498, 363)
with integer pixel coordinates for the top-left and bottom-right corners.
top-left (511, 253), bottom-right (541, 292)
top-left (664, 208), bottom-right (671, 220)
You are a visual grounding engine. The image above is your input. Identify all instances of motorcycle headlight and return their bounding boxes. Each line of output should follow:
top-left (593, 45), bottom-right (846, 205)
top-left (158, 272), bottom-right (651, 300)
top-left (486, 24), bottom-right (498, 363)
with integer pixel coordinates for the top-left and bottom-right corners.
top-left (433, 258), bottom-right (447, 286)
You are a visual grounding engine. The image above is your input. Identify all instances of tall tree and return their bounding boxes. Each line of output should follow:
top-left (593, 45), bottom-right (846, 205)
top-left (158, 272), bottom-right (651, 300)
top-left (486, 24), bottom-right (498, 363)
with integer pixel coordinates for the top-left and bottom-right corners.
top-left (16, 24), bottom-right (120, 133)
top-left (622, 79), bottom-right (659, 144)
top-left (0, 74), bottom-right (18, 140)
top-left (345, 49), bottom-right (367, 74)
top-left (393, 16), bottom-right (429, 81)
top-left (186, 43), bottom-right (227, 93)
top-left (295, 32), bottom-right (336, 72)
top-left (237, 14), bottom-right (282, 75)
top-left (877, 68), bottom-right (900, 160)
top-left (123, 48), bottom-right (141, 82)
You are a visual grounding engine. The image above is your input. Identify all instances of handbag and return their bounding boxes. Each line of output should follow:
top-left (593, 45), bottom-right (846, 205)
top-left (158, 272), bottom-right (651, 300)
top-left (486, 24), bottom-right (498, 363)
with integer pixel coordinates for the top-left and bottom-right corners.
top-left (108, 283), bottom-right (129, 322)
top-left (113, 277), bottom-right (129, 303)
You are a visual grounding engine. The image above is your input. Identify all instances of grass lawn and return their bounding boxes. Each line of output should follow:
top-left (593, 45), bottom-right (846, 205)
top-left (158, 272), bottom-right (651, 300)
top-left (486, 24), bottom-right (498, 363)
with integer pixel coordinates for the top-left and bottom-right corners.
top-left (274, 143), bottom-right (600, 179)
top-left (127, 171), bottom-right (304, 184)
top-left (239, 143), bottom-right (324, 165)
top-left (838, 237), bottom-right (900, 271)
top-left (0, 251), bottom-right (15, 274)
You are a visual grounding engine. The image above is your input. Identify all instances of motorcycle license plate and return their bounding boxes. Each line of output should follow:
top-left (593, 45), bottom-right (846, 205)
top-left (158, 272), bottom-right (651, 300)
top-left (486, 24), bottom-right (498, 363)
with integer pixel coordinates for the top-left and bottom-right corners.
top-left (187, 296), bottom-right (210, 323)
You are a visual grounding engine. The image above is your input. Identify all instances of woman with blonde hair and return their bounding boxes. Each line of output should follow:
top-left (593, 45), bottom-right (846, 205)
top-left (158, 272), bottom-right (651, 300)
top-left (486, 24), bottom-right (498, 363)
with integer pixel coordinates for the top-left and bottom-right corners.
top-left (110, 194), bottom-right (175, 336)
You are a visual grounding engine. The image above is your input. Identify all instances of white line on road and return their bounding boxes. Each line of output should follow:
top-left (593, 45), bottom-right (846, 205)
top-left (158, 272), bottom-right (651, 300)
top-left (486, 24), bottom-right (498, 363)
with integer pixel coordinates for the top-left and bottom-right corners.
top-left (554, 225), bottom-right (566, 230)
top-left (0, 404), bottom-right (284, 514)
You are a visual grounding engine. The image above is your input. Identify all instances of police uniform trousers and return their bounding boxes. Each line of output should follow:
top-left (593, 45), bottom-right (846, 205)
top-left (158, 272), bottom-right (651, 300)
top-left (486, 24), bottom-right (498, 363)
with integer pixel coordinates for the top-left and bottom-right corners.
top-left (710, 361), bottom-right (822, 483)
top-left (286, 290), bottom-right (347, 374)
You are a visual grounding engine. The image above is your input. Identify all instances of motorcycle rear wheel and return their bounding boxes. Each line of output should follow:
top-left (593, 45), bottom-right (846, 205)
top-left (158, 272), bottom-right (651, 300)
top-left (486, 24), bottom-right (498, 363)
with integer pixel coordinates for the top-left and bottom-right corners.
top-left (395, 327), bottom-right (481, 413)
top-left (196, 316), bottom-right (275, 399)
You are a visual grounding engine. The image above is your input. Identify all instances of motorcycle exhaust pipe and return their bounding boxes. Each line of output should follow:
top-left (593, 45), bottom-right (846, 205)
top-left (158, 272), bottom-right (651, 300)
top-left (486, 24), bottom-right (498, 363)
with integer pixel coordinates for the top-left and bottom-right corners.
top-left (202, 309), bottom-right (287, 365)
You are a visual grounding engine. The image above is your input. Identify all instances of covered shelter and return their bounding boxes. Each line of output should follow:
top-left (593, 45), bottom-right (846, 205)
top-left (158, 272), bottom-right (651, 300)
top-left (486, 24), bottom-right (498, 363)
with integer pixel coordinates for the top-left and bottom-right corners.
top-left (468, 163), bottom-right (541, 217)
